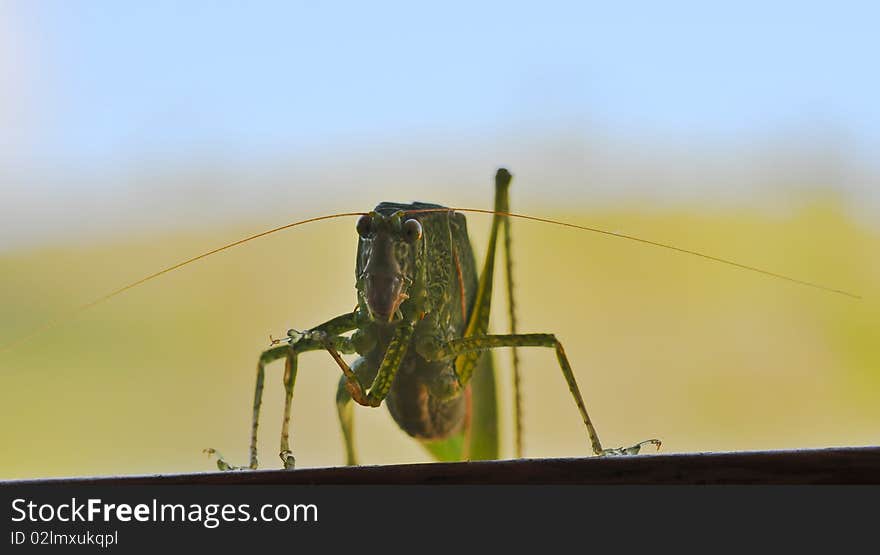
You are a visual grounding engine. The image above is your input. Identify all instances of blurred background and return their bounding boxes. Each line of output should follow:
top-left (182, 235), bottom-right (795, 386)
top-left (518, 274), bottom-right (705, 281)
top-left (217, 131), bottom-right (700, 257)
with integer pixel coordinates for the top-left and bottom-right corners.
top-left (1, 1), bottom-right (878, 479)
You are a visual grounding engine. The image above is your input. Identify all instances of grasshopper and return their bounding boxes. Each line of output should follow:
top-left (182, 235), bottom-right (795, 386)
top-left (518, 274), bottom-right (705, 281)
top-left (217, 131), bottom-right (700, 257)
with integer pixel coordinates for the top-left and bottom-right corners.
top-left (205, 165), bottom-right (856, 470)
top-left (207, 168), bottom-right (660, 470)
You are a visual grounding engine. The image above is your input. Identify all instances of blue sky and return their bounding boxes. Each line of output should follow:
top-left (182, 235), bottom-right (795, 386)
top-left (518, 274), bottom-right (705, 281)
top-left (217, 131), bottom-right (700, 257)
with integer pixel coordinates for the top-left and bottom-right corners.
top-left (4, 1), bottom-right (877, 168)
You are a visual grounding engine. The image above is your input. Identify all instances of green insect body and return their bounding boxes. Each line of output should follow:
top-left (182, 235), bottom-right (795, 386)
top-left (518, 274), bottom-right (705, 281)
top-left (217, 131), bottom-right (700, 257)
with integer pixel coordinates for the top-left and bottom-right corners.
top-left (353, 199), bottom-right (497, 462)
top-left (208, 169), bottom-right (658, 470)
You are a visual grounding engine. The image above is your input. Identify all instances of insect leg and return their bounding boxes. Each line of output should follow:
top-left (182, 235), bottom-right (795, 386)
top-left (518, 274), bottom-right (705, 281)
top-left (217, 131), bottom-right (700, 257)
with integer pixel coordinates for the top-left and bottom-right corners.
top-left (325, 321), bottom-right (415, 408)
top-left (206, 344), bottom-right (288, 470)
top-left (335, 374), bottom-right (358, 466)
top-left (332, 354), bottom-right (377, 466)
top-left (456, 169), bottom-right (512, 376)
top-left (441, 169), bottom-right (513, 460)
top-left (428, 333), bottom-right (661, 457)
top-left (206, 312), bottom-right (359, 471)
top-left (277, 332), bottom-right (358, 469)
top-left (278, 350), bottom-right (298, 469)
top-left (497, 169), bottom-right (523, 458)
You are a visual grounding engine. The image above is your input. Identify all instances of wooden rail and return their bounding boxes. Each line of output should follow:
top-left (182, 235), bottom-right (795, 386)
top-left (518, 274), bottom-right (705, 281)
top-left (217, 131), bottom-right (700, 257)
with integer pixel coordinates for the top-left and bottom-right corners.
top-left (4, 446), bottom-right (879, 485)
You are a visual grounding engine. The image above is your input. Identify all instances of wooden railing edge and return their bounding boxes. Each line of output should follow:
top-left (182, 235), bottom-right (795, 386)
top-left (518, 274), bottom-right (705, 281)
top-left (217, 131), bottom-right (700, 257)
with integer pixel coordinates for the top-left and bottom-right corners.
top-left (3, 446), bottom-right (879, 485)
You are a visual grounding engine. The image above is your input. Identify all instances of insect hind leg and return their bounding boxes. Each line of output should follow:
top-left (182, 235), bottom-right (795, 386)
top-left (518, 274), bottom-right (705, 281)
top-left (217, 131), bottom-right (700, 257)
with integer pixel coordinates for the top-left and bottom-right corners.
top-left (496, 169), bottom-right (524, 458)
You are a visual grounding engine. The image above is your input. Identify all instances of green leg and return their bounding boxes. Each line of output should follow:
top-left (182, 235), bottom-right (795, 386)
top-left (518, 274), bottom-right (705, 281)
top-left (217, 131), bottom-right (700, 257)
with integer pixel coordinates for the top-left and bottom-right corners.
top-left (429, 333), bottom-right (661, 456)
top-left (467, 349), bottom-right (499, 460)
top-left (206, 312), bottom-right (359, 471)
top-left (279, 350), bottom-right (299, 469)
top-left (441, 169), bottom-right (509, 461)
top-left (332, 355), bottom-right (380, 465)
top-left (243, 316), bottom-right (412, 469)
top-left (327, 321), bottom-right (415, 408)
top-left (206, 345), bottom-right (287, 470)
top-left (498, 170), bottom-right (524, 458)
top-left (334, 350), bottom-right (384, 467)
top-left (455, 169), bottom-right (511, 382)
top-left (335, 375), bottom-right (357, 466)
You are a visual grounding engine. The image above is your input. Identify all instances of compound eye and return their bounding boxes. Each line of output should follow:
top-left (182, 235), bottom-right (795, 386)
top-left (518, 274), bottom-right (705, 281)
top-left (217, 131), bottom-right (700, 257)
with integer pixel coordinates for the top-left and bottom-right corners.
top-left (402, 219), bottom-right (422, 243)
top-left (356, 215), bottom-right (372, 238)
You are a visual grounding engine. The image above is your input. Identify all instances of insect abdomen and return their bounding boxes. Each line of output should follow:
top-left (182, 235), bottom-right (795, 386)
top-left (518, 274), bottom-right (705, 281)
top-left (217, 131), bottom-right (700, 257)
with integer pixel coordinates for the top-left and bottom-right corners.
top-left (384, 355), bottom-right (469, 439)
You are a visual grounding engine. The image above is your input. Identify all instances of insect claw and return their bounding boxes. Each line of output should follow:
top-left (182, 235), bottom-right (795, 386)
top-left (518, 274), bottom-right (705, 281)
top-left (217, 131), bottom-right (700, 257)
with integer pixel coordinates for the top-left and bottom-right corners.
top-left (269, 334), bottom-right (290, 346)
top-left (204, 448), bottom-right (244, 471)
top-left (280, 450), bottom-right (296, 470)
top-left (598, 439), bottom-right (662, 457)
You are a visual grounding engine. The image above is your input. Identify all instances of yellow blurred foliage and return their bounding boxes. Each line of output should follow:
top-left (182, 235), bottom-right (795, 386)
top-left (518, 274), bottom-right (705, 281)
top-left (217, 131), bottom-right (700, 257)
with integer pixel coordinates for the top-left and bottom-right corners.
top-left (0, 197), bottom-right (877, 479)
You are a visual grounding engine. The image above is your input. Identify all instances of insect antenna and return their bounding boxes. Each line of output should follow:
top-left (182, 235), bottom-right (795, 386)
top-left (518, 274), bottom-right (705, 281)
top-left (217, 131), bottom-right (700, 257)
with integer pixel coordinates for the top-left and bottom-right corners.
top-left (3, 205), bottom-right (860, 354)
top-left (0, 211), bottom-right (367, 354)
top-left (404, 207), bottom-right (862, 300)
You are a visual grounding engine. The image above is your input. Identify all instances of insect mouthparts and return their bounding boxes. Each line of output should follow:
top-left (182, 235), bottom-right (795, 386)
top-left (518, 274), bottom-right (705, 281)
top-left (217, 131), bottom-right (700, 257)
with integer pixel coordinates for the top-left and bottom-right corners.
top-left (364, 273), bottom-right (407, 322)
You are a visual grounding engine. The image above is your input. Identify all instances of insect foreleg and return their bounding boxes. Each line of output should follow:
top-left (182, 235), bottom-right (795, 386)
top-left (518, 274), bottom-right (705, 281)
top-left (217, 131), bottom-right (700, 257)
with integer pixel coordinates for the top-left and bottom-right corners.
top-left (426, 333), bottom-right (661, 457)
top-left (326, 321), bottom-right (415, 408)
top-left (206, 312), bottom-right (359, 471)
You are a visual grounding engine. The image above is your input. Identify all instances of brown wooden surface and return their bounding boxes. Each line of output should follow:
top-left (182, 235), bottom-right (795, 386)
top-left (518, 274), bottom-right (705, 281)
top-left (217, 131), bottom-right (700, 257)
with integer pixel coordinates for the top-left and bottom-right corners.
top-left (4, 446), bottom-right (880, 485)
